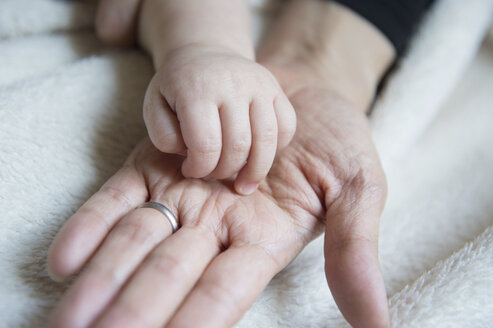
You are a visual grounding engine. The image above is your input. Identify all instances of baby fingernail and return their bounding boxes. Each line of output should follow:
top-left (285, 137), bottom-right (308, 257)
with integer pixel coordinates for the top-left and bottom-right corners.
top-left (239, 183), bottom-right (257, 195)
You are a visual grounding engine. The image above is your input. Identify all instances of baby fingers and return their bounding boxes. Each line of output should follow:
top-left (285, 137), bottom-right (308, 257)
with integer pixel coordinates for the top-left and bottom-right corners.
top-left (144, 77), bottom-right (186, 155)
top-left (179, 101), bottom-right (223, 178)
top-left (208, 102), bottom-right (252, 180)
top-left (274, 93), bottom-right (297, 150)
top-left (235, 99), bottom-right (278, 195)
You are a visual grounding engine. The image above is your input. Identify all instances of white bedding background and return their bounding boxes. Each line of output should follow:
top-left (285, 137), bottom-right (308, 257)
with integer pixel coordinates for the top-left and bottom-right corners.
top-left (0, 0), bottom-right (493, 327)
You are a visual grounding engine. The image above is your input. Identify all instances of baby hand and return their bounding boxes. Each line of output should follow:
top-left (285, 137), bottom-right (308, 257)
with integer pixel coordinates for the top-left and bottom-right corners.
top-left (143, 44), bottom-right (296, 195)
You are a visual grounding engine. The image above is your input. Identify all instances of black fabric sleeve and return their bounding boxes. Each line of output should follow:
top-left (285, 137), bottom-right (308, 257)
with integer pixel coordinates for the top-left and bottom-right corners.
top-left (332, 0), bottom-right (435, 54)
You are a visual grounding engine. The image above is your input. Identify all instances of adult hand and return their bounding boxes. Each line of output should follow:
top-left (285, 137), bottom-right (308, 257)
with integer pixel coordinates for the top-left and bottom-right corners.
top-left (255, 0), bottom-right (396, 323)
top-left (48, 131), bottom-right (324, 328)
top-left (48, 74), bottom-right (388, 328)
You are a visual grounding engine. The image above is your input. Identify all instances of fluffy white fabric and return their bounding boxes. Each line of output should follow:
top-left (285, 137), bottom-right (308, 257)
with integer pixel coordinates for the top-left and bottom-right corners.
top-left (0, 1), bottom-right (492, 327)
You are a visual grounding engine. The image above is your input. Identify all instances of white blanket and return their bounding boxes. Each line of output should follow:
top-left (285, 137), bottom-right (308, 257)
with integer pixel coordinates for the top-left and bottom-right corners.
top-left (1, 1), bottom-right (492, 327)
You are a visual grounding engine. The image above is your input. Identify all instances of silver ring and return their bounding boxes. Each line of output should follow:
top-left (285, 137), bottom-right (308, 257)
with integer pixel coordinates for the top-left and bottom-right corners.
top-left (140, 201), bottom-right (179, 233)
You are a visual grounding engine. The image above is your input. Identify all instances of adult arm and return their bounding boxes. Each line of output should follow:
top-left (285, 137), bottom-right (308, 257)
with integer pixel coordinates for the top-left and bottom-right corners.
top-left (333, 0), bottom-right (434, 54)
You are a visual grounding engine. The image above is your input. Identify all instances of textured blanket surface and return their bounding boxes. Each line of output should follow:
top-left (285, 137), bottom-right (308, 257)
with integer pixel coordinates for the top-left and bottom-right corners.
top-left (1, 1), bottom-right (493, 327)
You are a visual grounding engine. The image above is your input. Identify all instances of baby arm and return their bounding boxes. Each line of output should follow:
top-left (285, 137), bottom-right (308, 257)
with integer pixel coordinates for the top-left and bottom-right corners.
top-left (139, 0), bottom-right (296, 195)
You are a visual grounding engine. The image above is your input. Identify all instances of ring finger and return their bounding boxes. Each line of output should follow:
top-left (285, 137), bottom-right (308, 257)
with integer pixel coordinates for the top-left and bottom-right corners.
top-left (51, 200), bottom-right (179, 328)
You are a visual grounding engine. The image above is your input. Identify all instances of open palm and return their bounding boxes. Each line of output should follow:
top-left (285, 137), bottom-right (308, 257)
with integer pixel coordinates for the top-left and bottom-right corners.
top-left (49, 82), bottom-right (388, 328)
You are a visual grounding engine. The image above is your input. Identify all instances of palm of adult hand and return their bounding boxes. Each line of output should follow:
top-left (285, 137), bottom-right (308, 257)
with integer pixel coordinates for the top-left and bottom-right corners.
top-left (49, 83), bottom-right (388, 328)
top-left (48, 135), bottom-right (325, 328)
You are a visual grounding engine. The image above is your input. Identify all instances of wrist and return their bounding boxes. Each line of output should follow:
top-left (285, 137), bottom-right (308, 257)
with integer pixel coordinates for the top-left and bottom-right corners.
top-left (138, 0), bottom-right (255, 69)
top-left (258, 0), bottom-right (395, 111)
top-left (153, 42), bottom-right (254, 71)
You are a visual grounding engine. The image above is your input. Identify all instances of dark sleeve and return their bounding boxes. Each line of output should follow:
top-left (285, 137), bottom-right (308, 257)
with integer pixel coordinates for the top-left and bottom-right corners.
top-left (332, 0), bottom-right (435, 54)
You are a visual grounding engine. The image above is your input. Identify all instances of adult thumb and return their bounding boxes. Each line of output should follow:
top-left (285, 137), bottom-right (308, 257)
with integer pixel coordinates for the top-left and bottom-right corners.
top-left (324, 170), bottom-right (389, 328)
